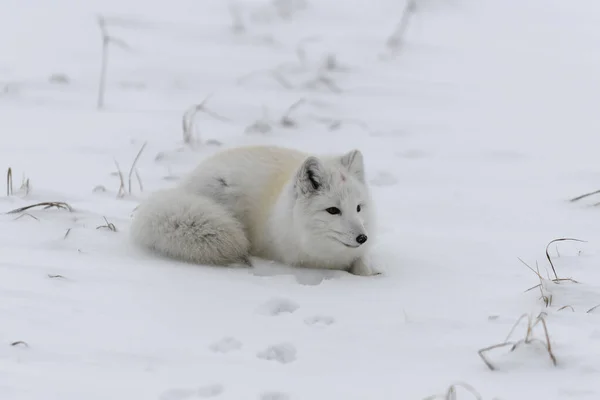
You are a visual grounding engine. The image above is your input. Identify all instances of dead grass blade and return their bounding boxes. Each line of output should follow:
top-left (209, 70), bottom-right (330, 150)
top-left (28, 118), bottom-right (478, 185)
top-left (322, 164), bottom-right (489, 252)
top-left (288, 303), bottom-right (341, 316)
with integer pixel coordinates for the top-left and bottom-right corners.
top-left (570, 189), bottom-right (600, 202)
top-left (182, 94), bottom-right (231, 146)
top-left (113, 159), bottom-right (126, 198)
top-left (557, 305), bottom-right (574, 312)
top-left (7, 202), bottom-right (73, 214)
top-left (134, 168), bottom-right (143, 192)
top-left (280, 98), bottom-right (306, 127)
top-left (545, 238), bottom-right (586, 280)
top-left (518, 258), bottom-right (552, 306)
top-left (6, 167), bottom-right (13, 196)
top-left (13, 213), bottom-right (39, 221)
top-left (424, 382), bottom-right (483, 400)
top-left (64, 228), bottom-right (72, 239)
top-left (10, 341), bottom-right (29, 348)
top-left (128, 142), bottom-right (146, 194)
top-left (587, 304), bottom-right (600, 314)
top-left (96, 216), bottom-right (117, 232)
top-left (479, 313), bottom-right (557, 371)
top-left (386, 0), bottom-right (417, 50)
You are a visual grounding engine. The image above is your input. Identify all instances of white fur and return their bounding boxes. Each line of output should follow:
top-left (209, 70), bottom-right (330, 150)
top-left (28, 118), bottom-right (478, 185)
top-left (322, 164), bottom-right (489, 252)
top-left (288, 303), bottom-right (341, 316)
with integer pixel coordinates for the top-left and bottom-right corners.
top-left (130, 145), bottom-right (378, 276)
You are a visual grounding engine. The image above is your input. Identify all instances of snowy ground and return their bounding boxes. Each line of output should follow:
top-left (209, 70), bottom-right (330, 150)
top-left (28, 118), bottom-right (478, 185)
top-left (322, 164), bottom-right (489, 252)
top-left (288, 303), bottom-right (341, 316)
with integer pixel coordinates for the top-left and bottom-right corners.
top-left (2, 0), bottom-right (600, 398)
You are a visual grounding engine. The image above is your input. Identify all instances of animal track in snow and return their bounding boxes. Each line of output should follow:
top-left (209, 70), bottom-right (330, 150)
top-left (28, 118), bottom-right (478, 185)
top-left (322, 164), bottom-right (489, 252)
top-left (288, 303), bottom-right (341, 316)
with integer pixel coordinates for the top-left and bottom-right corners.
top-left (159, 384), bottom-right (224, 400)
top-left (257, 343), bottom-right (297, 364)
top-left (209, 337), bottom-right (242, 353)
top-left (259, 392), bottom-right (290, 400)
top-left (257, 297), bottom-right (299, 316)
top-left (159, 388), bottom-right (196, 400)
top-left (304, 315), bottom-right (335, 327)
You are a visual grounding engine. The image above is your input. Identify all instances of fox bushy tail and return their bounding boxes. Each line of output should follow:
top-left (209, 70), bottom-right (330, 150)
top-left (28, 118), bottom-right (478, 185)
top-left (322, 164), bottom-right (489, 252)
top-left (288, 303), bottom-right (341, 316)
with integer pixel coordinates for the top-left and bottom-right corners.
top-left (130, 189), bottom-right (250, 266)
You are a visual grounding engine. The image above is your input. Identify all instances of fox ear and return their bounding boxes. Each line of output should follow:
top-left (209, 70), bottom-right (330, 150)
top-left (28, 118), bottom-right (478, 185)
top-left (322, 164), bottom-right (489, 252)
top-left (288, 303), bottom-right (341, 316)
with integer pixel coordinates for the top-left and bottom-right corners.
top-left (340, 149), bottom-right (365, 182)
top-left (296, 156), bottom-right (327, 196)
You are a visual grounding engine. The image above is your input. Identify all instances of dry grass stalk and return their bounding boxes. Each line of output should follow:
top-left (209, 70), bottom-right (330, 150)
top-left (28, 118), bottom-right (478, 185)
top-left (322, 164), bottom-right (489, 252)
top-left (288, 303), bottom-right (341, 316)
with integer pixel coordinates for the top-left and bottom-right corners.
top-left (7, 202), bottom-right (73, 214)
top-left (182, 94), bottom-right (231, 146)
top-left (113, 159), bottom-right (126, 198)
top-left (48, 274), bottom-right (66, 279)
top-left (97, 15), bottom-right (132, 109)
top-left (386, 0), bottom-right (417, 50)
top-left (557, 305), bottom-right (574, 312)
top-left (6, 167), bottom-right (13, 196)
top-left (96, 216), bottom-right (118, 232)
top-left (134, 168), bottom-right (144, 192)
top-left (518, 258), bottom-right (553, 307)
top-left (478, 313), bottom-right (557, 371)
top-left (570, 189), bottom-right (600, 203)
top-left (10, 341), bottom-right (29, 348)
top-left (280, 98), bottom-right (306, 127)
top-left (64, 228), bottom-right (72, 240)
top-left (303, 74), bottom-right (342, 93)
top-left (20, 176), bottom-right (30, 196)
top-left (587, 304), bottom-right (600, 314)
top-left (128, 142), bottom-right (146, 194)
top-left (545, 238), bottom-right (586, 280)
top-left (424, 382), bottom-right (482, 400)
top-left (13, 213), bottom-right (39, 221)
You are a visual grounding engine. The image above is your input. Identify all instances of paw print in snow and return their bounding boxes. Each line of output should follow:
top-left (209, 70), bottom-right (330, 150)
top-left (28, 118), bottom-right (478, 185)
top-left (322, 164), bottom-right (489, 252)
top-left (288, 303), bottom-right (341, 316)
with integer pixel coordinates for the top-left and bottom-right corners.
top-left (159, 389), bottom-right (196, 400)
top-left (259, 392), bottom-right (290, 400)
top-left (257, 343), bottom-right (297, 364)
top-left (159, 384), bottom-right (224, 400)
top-left (257, 298), bottom-right (299, 316)
top-left (209, 337), bottom-right (242, 353)
top-left (304, 315), bottom-right (335, 327)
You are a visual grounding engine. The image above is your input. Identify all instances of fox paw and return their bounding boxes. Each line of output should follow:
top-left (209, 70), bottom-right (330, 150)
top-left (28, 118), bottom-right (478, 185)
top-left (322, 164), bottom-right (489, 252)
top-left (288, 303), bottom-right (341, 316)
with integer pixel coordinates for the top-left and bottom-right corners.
top-left (349, 258), bottom-right (381, 276)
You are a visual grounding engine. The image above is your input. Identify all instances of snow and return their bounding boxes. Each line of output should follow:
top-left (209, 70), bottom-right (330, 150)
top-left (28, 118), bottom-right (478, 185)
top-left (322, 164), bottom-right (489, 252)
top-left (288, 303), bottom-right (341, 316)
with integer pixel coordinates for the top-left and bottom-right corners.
top-left (2, 0), bottom-right (600, 398)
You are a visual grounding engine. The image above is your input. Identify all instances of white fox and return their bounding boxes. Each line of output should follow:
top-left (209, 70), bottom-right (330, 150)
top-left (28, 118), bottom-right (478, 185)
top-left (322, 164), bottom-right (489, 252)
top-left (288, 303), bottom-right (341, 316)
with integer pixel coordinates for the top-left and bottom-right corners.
top-left (130, 145), bottom-right (378, 276)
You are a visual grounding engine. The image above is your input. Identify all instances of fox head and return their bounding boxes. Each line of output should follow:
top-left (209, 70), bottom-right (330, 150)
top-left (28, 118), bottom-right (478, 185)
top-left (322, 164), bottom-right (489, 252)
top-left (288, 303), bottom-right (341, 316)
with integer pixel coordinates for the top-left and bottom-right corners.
top-left (292, 149), bottom-right (373, 262)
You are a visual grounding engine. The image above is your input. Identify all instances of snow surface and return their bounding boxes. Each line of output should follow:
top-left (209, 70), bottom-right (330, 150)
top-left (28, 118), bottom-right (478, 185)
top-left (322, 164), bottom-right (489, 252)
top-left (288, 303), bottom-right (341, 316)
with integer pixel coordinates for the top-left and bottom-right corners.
top-left (2, 0), bottom-right (600, 398)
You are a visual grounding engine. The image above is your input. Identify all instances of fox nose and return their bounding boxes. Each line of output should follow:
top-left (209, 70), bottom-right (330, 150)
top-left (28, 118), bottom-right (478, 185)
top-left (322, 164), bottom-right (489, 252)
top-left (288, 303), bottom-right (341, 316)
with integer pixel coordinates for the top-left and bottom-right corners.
top-left (356, 234), bottom-right (368, 245)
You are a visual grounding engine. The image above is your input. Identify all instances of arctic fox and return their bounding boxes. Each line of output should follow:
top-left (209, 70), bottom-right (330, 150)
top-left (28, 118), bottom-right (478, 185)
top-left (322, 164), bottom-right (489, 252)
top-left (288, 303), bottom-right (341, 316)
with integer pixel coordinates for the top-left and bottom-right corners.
top-left (130, 145), bottom-right (378, 276)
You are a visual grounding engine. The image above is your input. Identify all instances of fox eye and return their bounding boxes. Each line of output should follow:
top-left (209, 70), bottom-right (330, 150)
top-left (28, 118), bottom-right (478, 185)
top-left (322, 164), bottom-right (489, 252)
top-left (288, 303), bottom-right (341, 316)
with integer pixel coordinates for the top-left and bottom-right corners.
top-left (326, 207), bottom-right (341, 215)
top-left (357, 205), bottom-right (361, 212)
